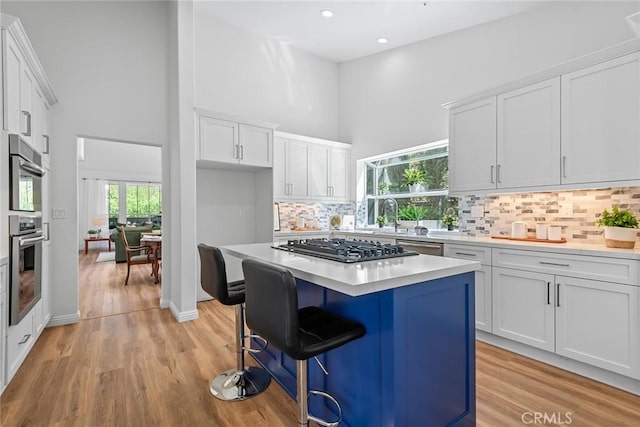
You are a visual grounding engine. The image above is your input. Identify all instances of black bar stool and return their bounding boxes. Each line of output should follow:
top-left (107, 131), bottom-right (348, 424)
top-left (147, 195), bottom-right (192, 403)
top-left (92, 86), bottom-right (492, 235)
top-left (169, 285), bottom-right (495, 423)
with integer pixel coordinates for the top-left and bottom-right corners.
top-left (197, 244), bottom-right (271, 401)
top-left (242, 259), bottom-right (366, 427)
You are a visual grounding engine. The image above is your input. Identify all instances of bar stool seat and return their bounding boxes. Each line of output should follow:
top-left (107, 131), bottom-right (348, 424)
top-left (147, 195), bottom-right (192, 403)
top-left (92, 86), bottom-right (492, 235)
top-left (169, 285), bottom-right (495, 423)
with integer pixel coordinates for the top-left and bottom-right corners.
top-left (242, 258), bottom-right (366, 426)
top-left (197, 244), bottom-right (271, 401)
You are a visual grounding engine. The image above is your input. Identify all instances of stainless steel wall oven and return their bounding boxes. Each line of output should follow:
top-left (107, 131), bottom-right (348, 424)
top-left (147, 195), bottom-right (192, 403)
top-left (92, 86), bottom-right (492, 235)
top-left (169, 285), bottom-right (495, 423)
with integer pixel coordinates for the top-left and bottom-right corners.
top-left (9, 215), bottom-right (44, 325)
top-left (9, 134), bottom-right (45, 213)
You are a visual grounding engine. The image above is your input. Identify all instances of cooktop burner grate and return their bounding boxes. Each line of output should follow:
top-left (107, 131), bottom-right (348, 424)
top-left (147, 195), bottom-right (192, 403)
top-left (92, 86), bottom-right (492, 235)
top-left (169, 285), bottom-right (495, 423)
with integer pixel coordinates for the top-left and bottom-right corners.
top-left (273, 238), bottom-right (419, 263)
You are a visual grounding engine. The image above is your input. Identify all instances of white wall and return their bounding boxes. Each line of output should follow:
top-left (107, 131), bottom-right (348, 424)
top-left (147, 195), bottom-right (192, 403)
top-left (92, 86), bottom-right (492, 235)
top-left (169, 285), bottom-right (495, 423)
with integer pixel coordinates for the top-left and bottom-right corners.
top-left (338, 1), bottom-right (640, 163)
top-left (194, 5), bottom-right (339, 141)
top-left (78, 139), bottom-right (162, 182)
top-left (3, 1), bottom-right (171, 323)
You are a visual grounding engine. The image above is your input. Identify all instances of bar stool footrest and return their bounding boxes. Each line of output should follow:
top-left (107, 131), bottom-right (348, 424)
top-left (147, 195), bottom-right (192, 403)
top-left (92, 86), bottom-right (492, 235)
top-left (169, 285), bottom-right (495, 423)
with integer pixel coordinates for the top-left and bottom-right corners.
top-left (307, 389), bottom-right (342, 427)
top-left (209, 366), bottom-right (271, 401)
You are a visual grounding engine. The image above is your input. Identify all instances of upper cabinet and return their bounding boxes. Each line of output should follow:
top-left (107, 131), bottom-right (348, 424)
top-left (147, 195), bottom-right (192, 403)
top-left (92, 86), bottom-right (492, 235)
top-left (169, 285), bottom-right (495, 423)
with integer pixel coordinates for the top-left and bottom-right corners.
top-left (561, 52), bottom-right (640, 185)
top-left (2, 15), bottom-right (57, 157)
top-left (274, 132), bottom-right (351, 202)
top-left (197, 110), bottom-right (277, 168)
top-left (445, 41), bottom-right (640, 195)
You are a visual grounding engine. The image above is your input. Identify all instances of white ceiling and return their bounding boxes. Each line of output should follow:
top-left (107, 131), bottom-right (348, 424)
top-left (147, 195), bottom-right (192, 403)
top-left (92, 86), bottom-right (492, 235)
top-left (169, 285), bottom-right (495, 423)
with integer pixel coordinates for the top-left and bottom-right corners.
top-left (196, 1), bottom-right (549, 63)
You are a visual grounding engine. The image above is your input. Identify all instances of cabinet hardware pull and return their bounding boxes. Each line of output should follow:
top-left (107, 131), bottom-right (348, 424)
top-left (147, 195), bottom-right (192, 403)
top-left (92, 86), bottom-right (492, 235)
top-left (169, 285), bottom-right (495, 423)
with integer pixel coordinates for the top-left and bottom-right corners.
top-left (539, 261), bottom-right (570, 267)
top-left (234, 144), bottom-right (238, 159)
top-left (22, 111), bottom-right (32, 136)
top-left (496, 164), bottom-right (501, 183)
top-left (18, 334), bottom-right (31, 345)
top-left (490, 165), bottom-right (495, 183)
top-left (43, 135), bottom-right (50, 154)
top-left (240, 145), bottom-right (244, 159)
top-left (547, 282), bottom-right (550, 305)
top-left (556, 283), bottom-right (560, 307)
top-left (562, 156), bottom-right (567, 178)
top-left (454, 252), bottom-right (476, 257)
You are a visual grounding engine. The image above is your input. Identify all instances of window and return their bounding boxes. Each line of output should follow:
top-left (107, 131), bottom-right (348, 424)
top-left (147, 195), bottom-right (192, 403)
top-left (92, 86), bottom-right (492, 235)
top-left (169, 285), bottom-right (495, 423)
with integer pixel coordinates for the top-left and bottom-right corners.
top-left (126, 183), bottom-right (162, 219)
top-left (363, 140), bottom-right (457, 228)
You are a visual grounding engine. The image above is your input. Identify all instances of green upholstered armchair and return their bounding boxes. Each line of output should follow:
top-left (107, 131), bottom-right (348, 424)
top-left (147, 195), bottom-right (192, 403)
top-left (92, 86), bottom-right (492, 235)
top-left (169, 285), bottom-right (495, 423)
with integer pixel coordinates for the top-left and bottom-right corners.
top-left (109, 225), bottom-right (154, 263)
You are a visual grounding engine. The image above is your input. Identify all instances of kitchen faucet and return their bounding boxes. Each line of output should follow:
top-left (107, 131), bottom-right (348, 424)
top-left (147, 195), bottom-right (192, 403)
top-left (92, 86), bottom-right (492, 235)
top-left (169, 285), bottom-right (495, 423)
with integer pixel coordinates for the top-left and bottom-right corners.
top-left (382, 198), bottom-right (398, 232)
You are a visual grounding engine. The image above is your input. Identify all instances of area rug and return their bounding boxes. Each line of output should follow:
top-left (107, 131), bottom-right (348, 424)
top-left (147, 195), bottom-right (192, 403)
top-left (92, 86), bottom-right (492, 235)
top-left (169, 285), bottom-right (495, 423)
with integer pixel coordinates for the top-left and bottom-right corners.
top-left (95, 252), bottom-right (116, 263)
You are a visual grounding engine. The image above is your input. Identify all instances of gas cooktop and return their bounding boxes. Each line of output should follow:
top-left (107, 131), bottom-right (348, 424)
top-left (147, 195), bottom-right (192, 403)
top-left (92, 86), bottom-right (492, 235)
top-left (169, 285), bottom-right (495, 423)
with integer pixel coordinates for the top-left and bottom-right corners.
top-left (273, 238), bottom-right (419, 263)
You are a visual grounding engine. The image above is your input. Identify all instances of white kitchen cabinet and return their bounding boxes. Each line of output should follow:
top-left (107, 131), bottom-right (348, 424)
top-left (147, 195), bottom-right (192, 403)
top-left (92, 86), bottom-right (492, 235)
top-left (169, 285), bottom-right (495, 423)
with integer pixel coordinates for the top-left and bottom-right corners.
top-left (497, 78), bottom-right (561, 189)
top-left (274, 131), bottom-right (351, 202)
top-left (198, 115), bottom-right (274, 168)
top-left (3, 30), bottom-right (22, 134)
top-left (444, 243), bottom-right (493, 332)
top-left (19, 63), bottom-right (34, 145)
top-left (6, 302), bottom-right (37, 384)
top-left (555, 276), bottom-right (639, 379)
top-left (448, 97), bottom-right (497, 193)
top-left (274, 137), bottom-right (309, 199)
top-left (561, 52), bottom-right (640, 185)
top-left (492, 267), bottom-right (555, 352)
top-left (0, 262), bottom-right (7, 390)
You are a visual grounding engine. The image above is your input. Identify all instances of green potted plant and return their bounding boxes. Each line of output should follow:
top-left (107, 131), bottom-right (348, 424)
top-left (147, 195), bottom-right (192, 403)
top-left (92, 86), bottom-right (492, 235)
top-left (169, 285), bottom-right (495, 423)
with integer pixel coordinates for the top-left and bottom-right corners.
top-left (87, 229), bottom-right (99, 239)
top-left (595, 206), bottom-right (639, 248)
top-left (376, 215), bottom-right (386, 228)
top-left (402, 168), bottom-right (427, 193)
top-left (442, 211), bottom-right (459, 231)
top-left (398, 204), bottom-right (429, 227)
top-left (377, 182), bottom-right (391, 195)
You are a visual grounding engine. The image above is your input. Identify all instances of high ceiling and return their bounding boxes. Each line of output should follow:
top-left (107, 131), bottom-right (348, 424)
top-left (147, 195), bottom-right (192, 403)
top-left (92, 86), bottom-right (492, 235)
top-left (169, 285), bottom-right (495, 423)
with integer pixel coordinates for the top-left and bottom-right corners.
top-left (196, 1), bottom-right (549, 63)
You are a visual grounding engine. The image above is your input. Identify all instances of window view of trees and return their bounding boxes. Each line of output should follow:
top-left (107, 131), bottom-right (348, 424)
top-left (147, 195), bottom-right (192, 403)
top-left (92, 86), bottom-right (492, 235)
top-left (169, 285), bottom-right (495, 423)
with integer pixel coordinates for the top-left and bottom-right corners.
top-left (107, 182), bottom-right (162, 228)
top-left (365, 141), bottom-right (458, 227)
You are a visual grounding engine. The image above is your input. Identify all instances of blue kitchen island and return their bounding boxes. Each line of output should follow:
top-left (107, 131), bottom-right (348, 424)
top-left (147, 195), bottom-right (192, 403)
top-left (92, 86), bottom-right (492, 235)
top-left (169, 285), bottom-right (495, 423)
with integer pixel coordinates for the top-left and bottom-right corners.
top-left (222, 243), bottom-right (480, 427)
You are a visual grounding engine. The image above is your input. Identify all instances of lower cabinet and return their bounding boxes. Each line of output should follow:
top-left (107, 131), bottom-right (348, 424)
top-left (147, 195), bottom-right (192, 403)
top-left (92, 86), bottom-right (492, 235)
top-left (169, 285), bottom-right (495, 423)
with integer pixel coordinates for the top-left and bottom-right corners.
top-left (474, 266), bottom-right (492, 333)
top-left (5, 301), bottom-right (38, 383)
top-left (492, 266), bottom-right (640, 379)
top-left (0, 263), bottom-right (6, 390)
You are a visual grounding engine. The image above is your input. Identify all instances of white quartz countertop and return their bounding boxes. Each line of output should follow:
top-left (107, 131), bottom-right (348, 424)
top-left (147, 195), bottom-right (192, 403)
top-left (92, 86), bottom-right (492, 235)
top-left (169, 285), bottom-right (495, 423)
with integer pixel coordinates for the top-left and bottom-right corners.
top-left (221, 243), bottom-right (480, 297)
top-left (337, 230), bottom-right (640, 260)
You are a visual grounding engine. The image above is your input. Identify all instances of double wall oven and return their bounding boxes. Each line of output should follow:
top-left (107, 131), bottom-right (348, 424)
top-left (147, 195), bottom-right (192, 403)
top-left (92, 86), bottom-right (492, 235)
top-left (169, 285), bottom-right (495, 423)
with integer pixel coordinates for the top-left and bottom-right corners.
top-left (7, 134), bottom-right (46, 326)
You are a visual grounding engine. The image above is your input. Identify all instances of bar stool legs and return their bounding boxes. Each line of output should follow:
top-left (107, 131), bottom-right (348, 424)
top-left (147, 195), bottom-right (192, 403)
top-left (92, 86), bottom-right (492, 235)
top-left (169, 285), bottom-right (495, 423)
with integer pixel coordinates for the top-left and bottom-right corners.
top-left (296, 359), bottom-right (343, 427)
top-left (209, 304), bottom-right (271, 401)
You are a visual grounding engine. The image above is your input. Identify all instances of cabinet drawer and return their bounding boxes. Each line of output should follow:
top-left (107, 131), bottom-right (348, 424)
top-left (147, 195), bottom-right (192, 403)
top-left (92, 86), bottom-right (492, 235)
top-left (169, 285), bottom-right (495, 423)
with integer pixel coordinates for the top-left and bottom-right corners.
top-left (6, 310), bottom-right (35, 383)
top-left (445, 244), bottom-right (492, 265)
top-left (493, 248), bottom-right (639, 285)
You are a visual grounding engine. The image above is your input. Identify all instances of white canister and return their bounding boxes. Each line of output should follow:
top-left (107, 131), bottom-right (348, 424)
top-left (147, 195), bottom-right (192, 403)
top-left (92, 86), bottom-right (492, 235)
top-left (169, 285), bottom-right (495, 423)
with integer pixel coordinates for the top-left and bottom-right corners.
top-left (536, 224), bottom-right (548, 240)
top-left (548, 226), bottom-right (562, 241)
top-left (511, 221), bottom-right (528, 239)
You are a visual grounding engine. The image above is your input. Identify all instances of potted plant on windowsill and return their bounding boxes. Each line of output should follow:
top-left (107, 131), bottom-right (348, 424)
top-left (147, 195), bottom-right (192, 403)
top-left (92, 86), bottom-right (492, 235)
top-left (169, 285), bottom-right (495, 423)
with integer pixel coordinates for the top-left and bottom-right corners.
top-left (377, 182), bottom-right (391, 195)
top-left (402, 168), bottom-right (427, 193)
top-left (442, 210), bottom-right (459, 231)
top-left (596, 206), bottom-right (639, 249)
top-left (398, 204), bottom-right (429, 228)
top-left (376, 215), bottom-right (386, 228)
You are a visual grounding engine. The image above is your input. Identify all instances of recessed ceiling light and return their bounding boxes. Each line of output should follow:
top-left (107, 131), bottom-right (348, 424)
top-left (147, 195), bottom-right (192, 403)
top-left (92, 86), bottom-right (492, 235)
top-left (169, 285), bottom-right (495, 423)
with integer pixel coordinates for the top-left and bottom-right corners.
top-left (321, 9), bottom-right (333, 18)
top-left (377, 37), bottom-right (388, 44)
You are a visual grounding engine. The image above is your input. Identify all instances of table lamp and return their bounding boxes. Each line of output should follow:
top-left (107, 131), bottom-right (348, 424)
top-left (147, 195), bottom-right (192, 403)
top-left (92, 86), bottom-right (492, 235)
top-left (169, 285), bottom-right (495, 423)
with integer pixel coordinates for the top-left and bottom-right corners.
top-left (91, 216), bottom-right (106, 237)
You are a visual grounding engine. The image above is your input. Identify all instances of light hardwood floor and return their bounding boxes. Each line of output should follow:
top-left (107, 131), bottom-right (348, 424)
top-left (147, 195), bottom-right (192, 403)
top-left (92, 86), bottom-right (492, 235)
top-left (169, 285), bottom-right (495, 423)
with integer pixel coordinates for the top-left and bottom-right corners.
top-left (1, 251), bottom-right (639, 426)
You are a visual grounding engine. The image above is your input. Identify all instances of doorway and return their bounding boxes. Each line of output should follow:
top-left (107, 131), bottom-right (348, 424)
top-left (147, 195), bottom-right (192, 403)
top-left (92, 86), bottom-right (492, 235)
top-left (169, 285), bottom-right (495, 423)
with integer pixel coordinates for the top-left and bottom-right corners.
top-left (77, 137), bottom-right (162, 320)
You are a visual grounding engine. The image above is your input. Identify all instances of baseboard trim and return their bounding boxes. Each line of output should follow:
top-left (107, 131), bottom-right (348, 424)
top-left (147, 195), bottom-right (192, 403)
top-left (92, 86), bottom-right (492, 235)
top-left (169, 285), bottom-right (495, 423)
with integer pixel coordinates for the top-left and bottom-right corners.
top-left (477, 330), bottom-right (640, 396)
top-left (47, 311), bottom-right (81, 327)
top-left (169, 301), bottom-right (199, 323)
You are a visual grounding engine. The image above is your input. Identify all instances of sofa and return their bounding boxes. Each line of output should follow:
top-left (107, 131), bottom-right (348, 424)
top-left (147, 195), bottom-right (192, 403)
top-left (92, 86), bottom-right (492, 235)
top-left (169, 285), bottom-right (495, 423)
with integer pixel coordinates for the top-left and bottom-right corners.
top-left (109, 225), bottom-right (154, 263)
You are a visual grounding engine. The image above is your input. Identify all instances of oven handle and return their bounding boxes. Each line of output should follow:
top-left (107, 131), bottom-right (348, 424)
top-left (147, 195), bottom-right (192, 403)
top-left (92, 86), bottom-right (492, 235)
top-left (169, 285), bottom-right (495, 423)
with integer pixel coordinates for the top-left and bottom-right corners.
top-left (19, 234), bottom-right (45, 247)
top-left (20, 160), bottom-right (46, 177)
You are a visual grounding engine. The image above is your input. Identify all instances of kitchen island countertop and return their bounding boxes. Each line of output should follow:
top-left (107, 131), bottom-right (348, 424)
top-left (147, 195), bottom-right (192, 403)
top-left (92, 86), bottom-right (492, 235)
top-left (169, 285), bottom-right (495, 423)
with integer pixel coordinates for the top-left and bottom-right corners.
top-left (221, 243), bottom-right (480, 296)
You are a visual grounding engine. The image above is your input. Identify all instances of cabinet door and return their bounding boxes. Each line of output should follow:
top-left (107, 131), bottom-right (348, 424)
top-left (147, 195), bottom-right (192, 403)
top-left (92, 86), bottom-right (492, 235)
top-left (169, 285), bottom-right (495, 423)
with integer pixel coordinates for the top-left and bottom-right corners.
top-left (492, 267), bottom-right (555, 351)
top-left (309, 145), bottom-right (330, 198)
top-left (20, 65), bottom-right (34, 143)
top-left (239, 124), bottom-right (272, 167)
top-left (561, 52), bottom-right (640, 184)
top-left (287, 140), bottom-right (309, 198)
top-left (199, 117), bottom-right (238, 163)
top-left (448, 97), bottom-right (497, 193)
top-left (0, 264), bottom-right (6, 387)
top-left (497, 78), bottom-right (560, 189)
top-left (273, 137), bottom-right (288, 198)
top-left (474, 266), bottom-right (492, 333)
top-left (3, 32), bottom-right (22, 134)
top-left (555, 276), bottom-right (639, 379)
top-left (329, 147), bottom-right (349, 200)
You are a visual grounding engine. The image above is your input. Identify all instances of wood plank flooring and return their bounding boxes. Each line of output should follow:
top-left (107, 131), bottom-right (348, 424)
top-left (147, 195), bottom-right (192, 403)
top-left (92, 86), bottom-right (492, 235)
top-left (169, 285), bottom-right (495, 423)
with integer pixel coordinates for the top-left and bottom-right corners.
top-left (1, 251), bottom-right (639, 426)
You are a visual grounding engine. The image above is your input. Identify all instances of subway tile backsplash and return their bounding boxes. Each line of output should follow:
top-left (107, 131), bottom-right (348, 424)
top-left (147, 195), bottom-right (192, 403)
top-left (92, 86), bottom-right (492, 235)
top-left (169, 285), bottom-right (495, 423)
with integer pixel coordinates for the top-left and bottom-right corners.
top-left (276, 202), bottom-right (355, 231)
top-left (458, 187), bottom-right (640, 242)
